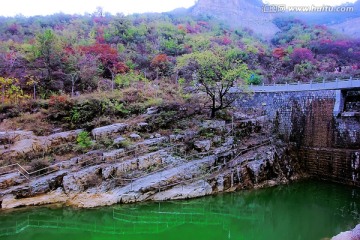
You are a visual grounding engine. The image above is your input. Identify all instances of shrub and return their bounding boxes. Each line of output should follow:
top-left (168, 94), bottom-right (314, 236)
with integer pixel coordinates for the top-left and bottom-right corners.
top-left (76, 131), bottom-right (93, 149)
top-left (30, 158), bottom-right (50, 175)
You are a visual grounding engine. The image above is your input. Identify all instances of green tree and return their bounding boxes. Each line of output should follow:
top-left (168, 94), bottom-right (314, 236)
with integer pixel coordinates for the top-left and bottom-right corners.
top-left (177, 49), bottom-right (251, 118)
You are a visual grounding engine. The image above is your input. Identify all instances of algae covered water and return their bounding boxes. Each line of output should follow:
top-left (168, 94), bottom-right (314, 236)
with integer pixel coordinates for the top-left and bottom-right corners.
top-left (0, 180), bottom-right (359, 240)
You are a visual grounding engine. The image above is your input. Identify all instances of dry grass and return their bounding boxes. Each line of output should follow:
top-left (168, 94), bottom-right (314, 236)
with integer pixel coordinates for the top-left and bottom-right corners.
top-left (0, 112), bottom-right (55, 135)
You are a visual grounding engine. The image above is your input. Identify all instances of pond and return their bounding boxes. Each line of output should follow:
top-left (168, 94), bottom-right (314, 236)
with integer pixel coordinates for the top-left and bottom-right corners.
top-left (0, 180), bottom-right (359, 240)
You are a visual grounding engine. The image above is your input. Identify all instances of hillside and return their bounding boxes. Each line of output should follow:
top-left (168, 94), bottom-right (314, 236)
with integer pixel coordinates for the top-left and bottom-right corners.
top-left (190, 0), bottom-right (279, 39)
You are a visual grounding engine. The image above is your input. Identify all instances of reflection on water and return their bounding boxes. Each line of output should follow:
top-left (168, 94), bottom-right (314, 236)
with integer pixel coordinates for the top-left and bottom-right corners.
top-left (0, 180), bottom-right (359, 240)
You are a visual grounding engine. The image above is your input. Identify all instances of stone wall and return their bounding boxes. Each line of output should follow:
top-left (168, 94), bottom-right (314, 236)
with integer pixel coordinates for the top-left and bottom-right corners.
top-left (233, 90), bottom-right (360, 186)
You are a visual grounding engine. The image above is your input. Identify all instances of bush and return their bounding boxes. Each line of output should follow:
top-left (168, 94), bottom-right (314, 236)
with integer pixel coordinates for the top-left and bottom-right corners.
top-left (30, 158), bottom-right (50, 175)
top-left (76, 131), bottom-right (93, 149)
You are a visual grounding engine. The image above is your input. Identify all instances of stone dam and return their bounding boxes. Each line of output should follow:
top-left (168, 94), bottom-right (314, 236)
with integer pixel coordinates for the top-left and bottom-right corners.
top-left (234, 87), bottom-right (360, 187)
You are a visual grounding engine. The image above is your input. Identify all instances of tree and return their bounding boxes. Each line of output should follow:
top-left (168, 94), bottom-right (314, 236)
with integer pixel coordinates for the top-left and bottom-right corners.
top-left (177, 49), bottom-right (251, 118)
top-left (79, 43), bottom-right (128, 91)
top-left (0, 77), bottom-right (28, 104)
top-left (290, 48), bottom-right (314, 65)
top-left (35, 29), bottom-right (63, 83)
top-left (150, 54), bottom-right (172, 80)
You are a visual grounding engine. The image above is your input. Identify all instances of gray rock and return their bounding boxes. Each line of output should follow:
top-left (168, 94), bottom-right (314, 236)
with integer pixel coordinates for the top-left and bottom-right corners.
top-left (213, 136), bottom-right (222, 144)
top-left (0, 172), bottom-right (26, 189)
top-left (194, 140), bottom-right (211, 152)
top-left (91, 123), bottom-right (128, 139)
top-left (134, 137), bottom-right (168, 148)
top-left (113, 136), bottom-right (126, 144)
top-left (63, 166), bottom-right (102, 193)
top-left (170, 134), bottom-right (185, 142)
top-left (151, 180), bottom-right (212, 201)
top-left (146, 107), bottom-right (158, 115)
top-left (0, 131), bottom-right (34, 143)
top-left (103, 149), bottom-right (125, 161)
top-left (155, 133), bottom-right (161, 138)
top-left (332, 224), bottom-right (360, 240)
top-left (201, 120), bottom-right (226, 130)
top-left (46, 129), bottom-right (82, 146)
top-left (129, 133), bottom-right (141, 140)
top-left (223, 137), bottom-right (234, 147)
top-left (29, 171), bottom-right (67, 196)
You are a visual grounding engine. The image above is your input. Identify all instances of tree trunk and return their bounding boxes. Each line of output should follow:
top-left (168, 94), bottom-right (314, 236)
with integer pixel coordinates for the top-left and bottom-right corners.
top-left (211, 96), bottom-right (216, 118)
top-left (33, 84), bottom-right (36, 100)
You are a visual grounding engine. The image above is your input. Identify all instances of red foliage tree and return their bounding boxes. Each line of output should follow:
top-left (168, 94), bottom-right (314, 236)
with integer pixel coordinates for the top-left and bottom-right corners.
top-left (290, 48), bottom-right (314, 64)
top-left (151, 54), bottom-right (172, 79)
top-left (272, 48), bottom-right (286, 58)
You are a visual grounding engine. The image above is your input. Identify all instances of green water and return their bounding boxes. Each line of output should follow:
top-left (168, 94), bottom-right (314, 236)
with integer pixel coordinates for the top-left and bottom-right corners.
top-left (0, 180), bottom-right (359, 240)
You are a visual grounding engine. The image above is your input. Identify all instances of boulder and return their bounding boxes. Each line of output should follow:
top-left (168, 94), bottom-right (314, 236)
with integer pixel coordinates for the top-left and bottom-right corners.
top-left (223, 136), bottom-right (234, 147)
top-left (29, 171), bottom-right (68, 196)
top-left (151, 180), bottom-right (212, 201)
top-left (91, 123), bottom-right (128, 139)
top-left (0, 131), bottom-right (34, 143)
top-left (46, 129), bottom-right (82, 146)
top-left (0, 172), bottom-right (26, 189)
top-left (194, 140), bottom-right (211, 152)
top-left (133, 137), bottom-right (168, 148)
top-left (63, 166), bottom-right (102, 193)
top-left (103, 149), bottom-right (125, 161)
top-left (146, 107), bottom-right (158, 115)
top-left (5, 138), bottom-right (43, 157)
top-left (332, 224), bottom-right (360, 240)
top-left (129, 133), bottom-right (141, 140)
top-left (170, 134), bottom-right (185, 142)
top-left (201, 120), bottom-right (226, 130)
top-left (113, 136), bottom-right (126, 144)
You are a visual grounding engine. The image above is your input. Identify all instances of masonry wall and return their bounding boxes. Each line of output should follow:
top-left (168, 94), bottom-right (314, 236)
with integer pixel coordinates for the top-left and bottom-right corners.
top-left (233, 90), bottom-right (360, 186)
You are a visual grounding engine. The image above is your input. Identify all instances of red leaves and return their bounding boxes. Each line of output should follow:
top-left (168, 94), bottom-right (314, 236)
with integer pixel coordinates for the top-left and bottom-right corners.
top-left (290, 48), bottom-right (314, 64)
top-left (151, 54), bottom-right (169, 67)
top-left (222, 36), bottom-right (232, 45)
top-left (79, 43), bottom-right (118, 65)
top-left (272, 48), bottom-right (286, 58)
top-left (113, 61), bottom-right (129, 74)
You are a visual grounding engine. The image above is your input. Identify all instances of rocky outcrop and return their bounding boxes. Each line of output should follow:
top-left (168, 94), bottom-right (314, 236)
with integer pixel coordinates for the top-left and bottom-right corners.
top-left (194, 140), bottom-right (212, 152)
top-left (91, 123), bottom-right (128, 139)
top-left (0, 129), bottom-right (82, 159)
top-left (0, 141), bottom-right (304, 210)
top-left (332, 224), bottom-right (360, 240)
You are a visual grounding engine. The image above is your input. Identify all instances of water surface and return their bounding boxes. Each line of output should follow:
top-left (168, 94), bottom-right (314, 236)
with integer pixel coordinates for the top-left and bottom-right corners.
top-left (0, 180), bottom-right (359, 240)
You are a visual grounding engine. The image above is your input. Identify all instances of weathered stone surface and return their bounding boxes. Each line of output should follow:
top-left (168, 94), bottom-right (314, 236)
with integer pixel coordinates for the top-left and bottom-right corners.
top-left (63, 166), bottom-right (102, 193)
top-left (45, 129), bottom-right (82, 146)
top-left (66, 156), bottom-right (215, 207)
top-left (2, 188), bottom-right (67, 209)
top-left (332, 224), bottom-right (360, 240)
top-left (114, 136), bottom-right (126, 145)
top-left (103, 149), bottom-right (125, 161)
top-left (133, 137), bottom-right (168, 148)
top-left (29, 171), bottom-right (67, 196)
top-left (201, 120), bottom-right (226, 130)
top-left (223, 137), bottom-right (234, 147)
top-left (146, 107), bottom-right (158, 115)
top-left (151, 180), bottom-right (212, 201)
top-left (5, 138), bottom-right (43, 157)
top-left (91, 123), bottom-right (128, 139)
top-left (170, 134), bottom-right (185, 142)
top-left (129, 133), bottom-right (141, 140)
top-left (0, 172), bottom-right (26, 189)
top-left (0, 131), bottom-right (34, 143)
top-left (194, 140), bottom-right (211, 152)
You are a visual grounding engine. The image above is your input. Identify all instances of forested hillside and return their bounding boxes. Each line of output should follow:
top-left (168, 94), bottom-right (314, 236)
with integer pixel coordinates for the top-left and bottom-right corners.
top-left (0, 10), bottom-right (360, 104)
